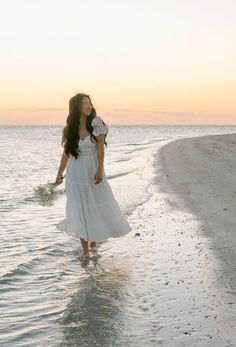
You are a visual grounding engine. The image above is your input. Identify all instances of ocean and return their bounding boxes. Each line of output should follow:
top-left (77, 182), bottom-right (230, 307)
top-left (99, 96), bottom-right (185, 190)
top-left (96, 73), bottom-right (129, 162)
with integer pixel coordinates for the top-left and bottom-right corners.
top-left (1, 123), bottom-right (236, 347)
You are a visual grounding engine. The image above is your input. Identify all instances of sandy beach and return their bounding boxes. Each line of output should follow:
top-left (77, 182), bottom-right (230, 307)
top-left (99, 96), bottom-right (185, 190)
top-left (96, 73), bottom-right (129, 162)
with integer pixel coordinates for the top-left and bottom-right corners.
top-left (150, 133), bottom-right (236, 345)
top-left (157, 133), bottom-right (236, 293)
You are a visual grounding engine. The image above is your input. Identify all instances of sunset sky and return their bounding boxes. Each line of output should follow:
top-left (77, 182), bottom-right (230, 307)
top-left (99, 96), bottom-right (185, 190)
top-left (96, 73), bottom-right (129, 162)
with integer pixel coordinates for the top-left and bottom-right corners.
top-left (0, 0), bottom-right (235, 125)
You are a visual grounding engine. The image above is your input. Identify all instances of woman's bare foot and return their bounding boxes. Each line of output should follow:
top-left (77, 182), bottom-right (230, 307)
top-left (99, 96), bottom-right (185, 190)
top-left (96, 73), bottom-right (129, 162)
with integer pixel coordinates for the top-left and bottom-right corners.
top-left (79, 237), bottom-right (90, 257)
top-left (90, 241), bottom-right (97, 249)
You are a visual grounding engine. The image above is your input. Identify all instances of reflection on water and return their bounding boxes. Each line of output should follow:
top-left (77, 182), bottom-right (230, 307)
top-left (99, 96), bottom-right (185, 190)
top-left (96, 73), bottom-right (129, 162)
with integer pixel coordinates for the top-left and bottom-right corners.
top-left (60, 257), bottom-right (129, 347)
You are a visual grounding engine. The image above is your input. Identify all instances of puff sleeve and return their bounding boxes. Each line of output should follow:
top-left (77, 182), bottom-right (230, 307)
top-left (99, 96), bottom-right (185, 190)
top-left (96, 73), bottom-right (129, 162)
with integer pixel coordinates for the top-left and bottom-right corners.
top-left (92, 116), bottom-right (108, 136)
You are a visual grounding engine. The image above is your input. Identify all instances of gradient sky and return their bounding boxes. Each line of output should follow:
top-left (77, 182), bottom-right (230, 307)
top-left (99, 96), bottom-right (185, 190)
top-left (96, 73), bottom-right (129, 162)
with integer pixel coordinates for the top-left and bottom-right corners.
top-left (0, 0), bottom-right (235, 125)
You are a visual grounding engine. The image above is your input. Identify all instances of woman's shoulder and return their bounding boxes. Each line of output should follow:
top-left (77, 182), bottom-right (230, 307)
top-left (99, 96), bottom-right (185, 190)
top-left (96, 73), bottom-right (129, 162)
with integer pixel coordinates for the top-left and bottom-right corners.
top-left (91, 115), bottom-right (104, 125)
top-left (91, 116), bottom-right (108, 135)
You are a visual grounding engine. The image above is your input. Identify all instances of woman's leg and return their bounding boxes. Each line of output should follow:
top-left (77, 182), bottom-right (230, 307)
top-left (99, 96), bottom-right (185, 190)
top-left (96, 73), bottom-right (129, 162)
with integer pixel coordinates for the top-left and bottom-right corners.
top-left (80, 237), bottom-right (89, 256)
top-left (90, 241), bottom-right (97, 248)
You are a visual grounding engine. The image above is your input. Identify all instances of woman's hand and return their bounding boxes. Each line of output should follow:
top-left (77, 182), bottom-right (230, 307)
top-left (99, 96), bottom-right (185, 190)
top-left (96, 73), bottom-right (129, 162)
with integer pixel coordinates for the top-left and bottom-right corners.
top-left (55, 173), bottom-right (64, 186)
top-left (94, 168), bottom-right (103, 184)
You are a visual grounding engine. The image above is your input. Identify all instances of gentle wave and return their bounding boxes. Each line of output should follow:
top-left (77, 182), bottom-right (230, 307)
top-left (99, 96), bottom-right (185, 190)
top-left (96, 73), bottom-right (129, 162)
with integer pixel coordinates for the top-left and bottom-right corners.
top-left (0, 256), bottom-right (44, 284)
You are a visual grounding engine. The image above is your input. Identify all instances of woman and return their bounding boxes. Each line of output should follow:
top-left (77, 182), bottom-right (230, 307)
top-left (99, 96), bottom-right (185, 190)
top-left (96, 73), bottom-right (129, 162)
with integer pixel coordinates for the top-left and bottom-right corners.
top-left (55, 93), bottom-right (132, 257)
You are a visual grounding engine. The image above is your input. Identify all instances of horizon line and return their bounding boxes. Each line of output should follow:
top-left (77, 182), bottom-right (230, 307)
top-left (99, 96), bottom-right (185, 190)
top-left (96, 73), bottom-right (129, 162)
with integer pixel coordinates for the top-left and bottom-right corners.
top-left (1, 123), bottom-right (236, 127)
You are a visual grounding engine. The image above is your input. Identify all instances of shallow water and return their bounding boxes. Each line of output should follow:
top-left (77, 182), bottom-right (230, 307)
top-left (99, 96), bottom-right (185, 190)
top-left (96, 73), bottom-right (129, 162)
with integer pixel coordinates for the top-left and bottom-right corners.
top-left (1, 123), bottom-right (236, 346)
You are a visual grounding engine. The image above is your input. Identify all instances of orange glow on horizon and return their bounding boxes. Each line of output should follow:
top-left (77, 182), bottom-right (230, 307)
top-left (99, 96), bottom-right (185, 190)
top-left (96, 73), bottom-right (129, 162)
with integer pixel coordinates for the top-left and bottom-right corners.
top-left (0, 0), bottom-right (235, 125)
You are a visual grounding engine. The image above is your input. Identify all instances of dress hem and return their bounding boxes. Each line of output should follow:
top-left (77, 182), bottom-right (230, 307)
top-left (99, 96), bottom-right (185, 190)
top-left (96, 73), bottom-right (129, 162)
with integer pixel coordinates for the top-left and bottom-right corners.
top-left (56, 222), bottom-right (131, 242)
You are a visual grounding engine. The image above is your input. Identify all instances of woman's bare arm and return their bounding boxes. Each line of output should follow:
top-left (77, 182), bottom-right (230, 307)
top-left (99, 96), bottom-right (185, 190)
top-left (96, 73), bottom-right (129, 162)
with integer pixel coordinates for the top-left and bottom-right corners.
top-left (94, 134), bottom-right (105, 184)
top-left (95, 134), bottom-right (105, 170)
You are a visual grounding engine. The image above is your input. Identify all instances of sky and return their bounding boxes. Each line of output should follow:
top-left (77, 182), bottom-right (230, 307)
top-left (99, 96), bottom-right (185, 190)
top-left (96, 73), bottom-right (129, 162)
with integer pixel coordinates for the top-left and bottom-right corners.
top-left (0, 0), bottom-right (235, 125)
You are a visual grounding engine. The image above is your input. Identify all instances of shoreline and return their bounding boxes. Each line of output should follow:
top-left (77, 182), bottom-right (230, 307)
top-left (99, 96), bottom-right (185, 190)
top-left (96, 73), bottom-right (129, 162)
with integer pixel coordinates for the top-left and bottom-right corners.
top-left (154, 133), bottom-right (236, 295)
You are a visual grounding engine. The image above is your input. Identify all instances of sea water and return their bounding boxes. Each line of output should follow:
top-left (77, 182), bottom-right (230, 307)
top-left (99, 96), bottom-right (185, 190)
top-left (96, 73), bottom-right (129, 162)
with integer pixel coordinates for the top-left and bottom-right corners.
top-left (1, 123), bottom-right (236, 346)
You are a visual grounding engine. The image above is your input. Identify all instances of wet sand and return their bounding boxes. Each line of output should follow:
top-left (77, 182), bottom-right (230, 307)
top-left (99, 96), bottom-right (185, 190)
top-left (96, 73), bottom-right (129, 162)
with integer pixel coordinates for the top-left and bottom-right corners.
top-left (157, 133), bottom-right (236, 293)
top-left (151, 133), bottom-right (236, 345)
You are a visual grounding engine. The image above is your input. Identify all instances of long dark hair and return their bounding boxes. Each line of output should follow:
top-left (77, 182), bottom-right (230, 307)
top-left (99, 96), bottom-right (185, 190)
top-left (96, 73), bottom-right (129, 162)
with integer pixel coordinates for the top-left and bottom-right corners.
top-left (61, 93), bottom-right (108, 159)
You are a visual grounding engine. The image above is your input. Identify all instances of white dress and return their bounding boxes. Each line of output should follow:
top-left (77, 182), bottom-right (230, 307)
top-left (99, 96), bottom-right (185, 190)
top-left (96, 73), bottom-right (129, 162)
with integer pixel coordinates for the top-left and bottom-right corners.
top-left (56, 116), bottom-right (132, 242)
